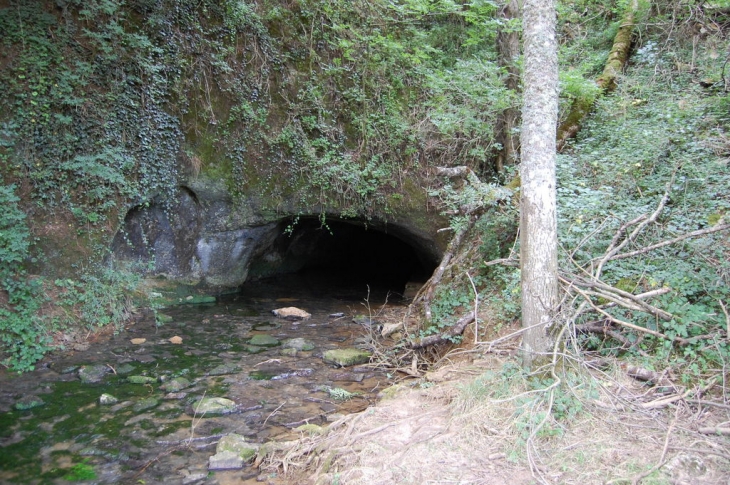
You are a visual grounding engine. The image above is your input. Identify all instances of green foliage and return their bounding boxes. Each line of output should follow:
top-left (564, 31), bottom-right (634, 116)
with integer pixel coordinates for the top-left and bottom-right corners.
top-left (557, 27), bottom-right (730, 375)
top-left (54, 266), bottom-right (139, 332)
top-left (63, 459), bottom-right (96, 481)
top-left (0, 181), bottom-right (48, 372)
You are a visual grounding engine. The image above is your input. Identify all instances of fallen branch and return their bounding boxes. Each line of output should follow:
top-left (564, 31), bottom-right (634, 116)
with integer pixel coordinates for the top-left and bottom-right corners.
top-left (610, 223), bottom-right (730, 261)
top-left (698, 427), bottom-right (730, 435)
top-left (408, 312), bottom-right (475, 349)
top-left (569, 285), bottom-right (688, 344)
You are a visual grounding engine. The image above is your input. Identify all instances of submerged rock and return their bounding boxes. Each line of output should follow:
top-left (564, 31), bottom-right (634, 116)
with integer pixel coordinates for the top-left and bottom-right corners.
top-left (127, 375), bottom-right (156, 385)
top-left (271, 307), bottom-right (311, 321)
top-left (323, 348), bottom-right (372, 367)
top-left (189, 397), bottom-right (238, 416)
top-left (133, 397), bottom-right (159, 412)
top-left (248, 334), bottom-right (280, 347)
top-left (99, 393), bottom-right (118, 405)
top-left (78, 364), bottom-right (111, 384)
top-left (352, 315), bottom-right (379, 326)
top-left (161, 377), bottom-right (191, 392)
top-left (282, 338), bottom-right (315, 351)
top-left (207, 363), bottom-right (239, 376)
top-left (244, 345), bottom-right (265, 354)
top-left (13, 395), bottom-right (45, 410)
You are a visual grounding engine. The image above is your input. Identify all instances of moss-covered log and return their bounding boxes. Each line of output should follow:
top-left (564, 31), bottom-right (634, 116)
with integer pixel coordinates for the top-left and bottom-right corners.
top-left (557, 0), bottom-right (640, 151)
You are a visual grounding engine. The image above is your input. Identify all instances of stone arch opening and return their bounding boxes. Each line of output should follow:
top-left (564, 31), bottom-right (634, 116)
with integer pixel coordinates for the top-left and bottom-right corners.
top-left (110, 187), bottom-right (444, 295)
top-left (247, 217), bottom-right (439, 298)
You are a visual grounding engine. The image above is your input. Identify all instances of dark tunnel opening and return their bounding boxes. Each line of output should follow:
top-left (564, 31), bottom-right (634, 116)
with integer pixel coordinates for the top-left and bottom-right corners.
top-left (245, 218), bottom-right (439, 300)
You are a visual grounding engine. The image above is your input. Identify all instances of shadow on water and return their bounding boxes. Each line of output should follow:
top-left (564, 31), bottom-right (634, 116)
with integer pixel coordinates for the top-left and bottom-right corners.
top-left (0, 274), bottom-right (402, 484)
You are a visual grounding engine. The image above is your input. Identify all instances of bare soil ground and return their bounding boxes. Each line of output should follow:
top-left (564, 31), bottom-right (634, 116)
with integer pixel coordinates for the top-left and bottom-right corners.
top-left (255, 330), bottom-right (730, 485)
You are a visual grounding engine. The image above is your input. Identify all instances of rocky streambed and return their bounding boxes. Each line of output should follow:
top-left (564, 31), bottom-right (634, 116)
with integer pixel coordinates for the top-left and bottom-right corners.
top-left (0, 278), bottom-right (397, 484)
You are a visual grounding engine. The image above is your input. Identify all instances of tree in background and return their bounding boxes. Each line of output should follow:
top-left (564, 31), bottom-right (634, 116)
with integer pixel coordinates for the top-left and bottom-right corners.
top-left (519, 0), bottom-right (559, 369)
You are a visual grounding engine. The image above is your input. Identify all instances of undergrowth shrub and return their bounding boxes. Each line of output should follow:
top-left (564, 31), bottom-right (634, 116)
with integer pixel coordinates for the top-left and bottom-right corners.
top-left (0, 182), bottom-right (48, 372)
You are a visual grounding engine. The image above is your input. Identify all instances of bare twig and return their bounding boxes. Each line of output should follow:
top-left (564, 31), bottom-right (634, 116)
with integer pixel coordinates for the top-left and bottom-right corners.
top-left (611, 223), bottom-right (729, 261)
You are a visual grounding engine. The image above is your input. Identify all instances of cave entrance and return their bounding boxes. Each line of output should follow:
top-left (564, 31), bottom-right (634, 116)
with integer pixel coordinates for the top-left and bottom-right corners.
top-left (245, 217), bottom-right (438, 301)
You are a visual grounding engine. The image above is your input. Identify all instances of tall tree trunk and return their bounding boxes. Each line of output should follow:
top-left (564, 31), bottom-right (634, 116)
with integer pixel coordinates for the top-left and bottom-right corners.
top-left (493, 0), bottom-right (521, 175)
top-left (520, 0), bottom-right (559, 369)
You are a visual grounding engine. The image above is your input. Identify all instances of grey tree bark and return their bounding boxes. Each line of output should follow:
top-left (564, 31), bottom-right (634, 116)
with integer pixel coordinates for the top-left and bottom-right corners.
top-left (520, 0), bottom-right (559, 369)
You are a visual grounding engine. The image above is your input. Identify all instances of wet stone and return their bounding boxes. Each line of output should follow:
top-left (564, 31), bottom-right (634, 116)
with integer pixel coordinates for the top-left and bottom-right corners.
top-left (127, 375), bottom-right (156, 385)
top-left (208, 363), bottom-right (239, 376)
top-left (280, 348), bottom-right (298, 357)
top-left (189, 397), bottom-right (238, 416)
top-left (271, 307), bottom-right (311, 321)
top-left (216, 433), bottom-right (258, 461)
top-left (208, 450), bottom-right (243, 470)
top-left (115, 363), bottom-right (136, 374)
top-left (133, 354), bottom-right (156, 364)
top-left (161, 377), bottom-right (191, 392)
top-left (133, 397), bottom-right (159, 412)
top-left (14, 395), bottom-right (45, 410)
top-left (282, 338), bottom-right (315, 351)
top-left (78, 364), bottom-right (111, 384)
top-left (352, 315), bottom-right (380, 326)
top-left (99, 393), bottom-right (118, 405)
top-left (164, 392), bottom-right (188, 400)
top-left (244, 345), bottom-right (265, 354)
top-left (323, 348), bottom-right (372, 367)
top-left (248, 334), bottom-right (280, 347)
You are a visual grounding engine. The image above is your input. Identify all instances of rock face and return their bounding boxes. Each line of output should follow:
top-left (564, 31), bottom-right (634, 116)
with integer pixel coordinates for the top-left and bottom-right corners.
top-left (110, 179), bottom-right (445, 291)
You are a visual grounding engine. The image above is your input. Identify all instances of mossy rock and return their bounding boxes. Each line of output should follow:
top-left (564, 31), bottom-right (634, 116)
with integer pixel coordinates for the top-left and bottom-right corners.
top-left (156, 313), bottom-right (174, 323)
top-left (244, 345), bottom-right (265, 354)
top-left (161, 377), bottom-right (191, 392)
top-left (189, 397), bottom-right (238, 416)
top-left (133, 397), bottom-right (159, 412)
top-left (208, 363), bottom-right (239, 376)
top-left (78, 364), bottom-right (111, 384)
top-left (216, 433), bottom-right (259, 461)
top-left (127, 375), bottom-right (157, 385)
top-left (248, 334), bottom-right (280, 347)
top-left (322, 348), bottom-right (372, 367)
top-left (14, 395), bottom-right (45, 411)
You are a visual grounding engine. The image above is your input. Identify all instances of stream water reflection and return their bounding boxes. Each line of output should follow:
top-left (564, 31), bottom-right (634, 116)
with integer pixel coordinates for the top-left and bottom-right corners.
top-left (0, 275), bottom-right (400, 484)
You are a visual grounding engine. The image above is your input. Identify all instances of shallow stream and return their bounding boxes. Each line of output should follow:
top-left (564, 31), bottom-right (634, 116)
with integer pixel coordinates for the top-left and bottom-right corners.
top-left (0, 275), bottom-right (400, 484)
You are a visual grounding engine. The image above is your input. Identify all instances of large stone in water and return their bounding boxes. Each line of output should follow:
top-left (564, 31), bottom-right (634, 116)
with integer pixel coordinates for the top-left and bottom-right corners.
top-left (216, 433), bottom-right (258, 462)
top-left (323, 348), bottom-right (372, 367)
top-left (190, 397), bottom-right (238, 416)
top-left (208, 363), bottom-right (239, 376)
top-left (271, 307), bottom-right (311, 321)
top-left (161, 377), bottom-right (191, 392)
top-left (133, 397), bottom-right (159, 412)
top-left (78, 364), bottom-right (111, 384)
top-left (248, 334), bottom-right (280, 347)
top-left (282, 338), bottom-right (315, 351)
top-left (127, 375), bottom-right (156, 384)
top-left (14, 395), bottom-right (45, 410)
top-left (99, 393), bottom-right (119, 405)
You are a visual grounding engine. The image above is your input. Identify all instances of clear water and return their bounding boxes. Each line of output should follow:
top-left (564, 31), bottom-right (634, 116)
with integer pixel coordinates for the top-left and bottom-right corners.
top-left (0, 274), bottom-right (400, 484)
